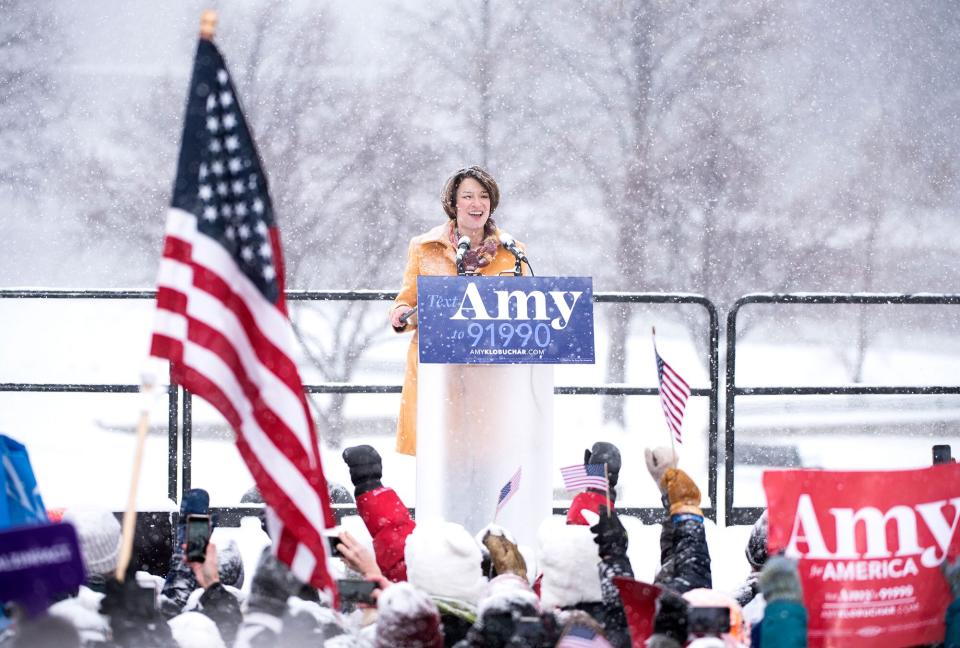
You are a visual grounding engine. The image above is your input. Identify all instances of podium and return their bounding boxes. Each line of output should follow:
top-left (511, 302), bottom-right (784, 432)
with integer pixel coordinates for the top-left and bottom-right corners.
top-left (414, 276), bottom-right (594, 548)
top-left (416, 364), bottom-right (553, 546)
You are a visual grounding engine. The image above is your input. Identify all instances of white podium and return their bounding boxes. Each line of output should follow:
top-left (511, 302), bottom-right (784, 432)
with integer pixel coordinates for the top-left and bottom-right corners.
top-left (416, 363), bottom-right (554, 548)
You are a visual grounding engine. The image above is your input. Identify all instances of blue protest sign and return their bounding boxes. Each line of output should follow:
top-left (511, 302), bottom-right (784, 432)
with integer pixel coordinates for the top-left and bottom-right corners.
top-left (417, 276), bottom-right (595, 364)
top-left (0, 522), bottom-right (85, 616)
top-left (0, 434), bottom-right (48, 530)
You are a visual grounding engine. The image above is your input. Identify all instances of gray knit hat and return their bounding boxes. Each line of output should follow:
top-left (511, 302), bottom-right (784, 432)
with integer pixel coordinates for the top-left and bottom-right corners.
top-left (63, 508), bottom-right (121, 577)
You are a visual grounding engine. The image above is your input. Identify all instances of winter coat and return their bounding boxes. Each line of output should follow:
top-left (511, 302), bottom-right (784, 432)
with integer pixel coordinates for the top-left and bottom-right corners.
top-left (355, 486), bottom-right (416, 581)
top-left (392, 220), bottom-right (527, 456)
top-left (192, 582), bottom-right (242, 645)
top-left (596, 551), bottom-right (634, 648)
top-left (760, 599), bottom-right (807, 647)
top-left (654, 514), bottom-right (712, 594)
top-left (567, 490), bottom-right (615, 526)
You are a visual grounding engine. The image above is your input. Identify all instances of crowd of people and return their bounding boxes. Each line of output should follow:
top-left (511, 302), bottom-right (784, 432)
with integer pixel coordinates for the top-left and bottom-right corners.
top-left (4, 441), bottom-right (960, 647)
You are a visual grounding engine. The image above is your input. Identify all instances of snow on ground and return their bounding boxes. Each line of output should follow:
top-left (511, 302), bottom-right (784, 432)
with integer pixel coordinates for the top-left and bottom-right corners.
top-left (2, 295), bottom-right (958, 594)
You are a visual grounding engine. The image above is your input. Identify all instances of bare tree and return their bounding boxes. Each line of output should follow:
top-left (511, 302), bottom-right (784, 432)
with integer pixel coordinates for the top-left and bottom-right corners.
top-left (0, 0), bottom-right (63, 188)
top-left (527, 0), bottom-right (784, 424)
top-left (219, 5), bottom-right (437, 447)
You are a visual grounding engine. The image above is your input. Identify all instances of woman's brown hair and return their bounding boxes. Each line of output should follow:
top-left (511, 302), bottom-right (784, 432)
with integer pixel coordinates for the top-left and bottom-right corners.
top-left (440, 166), bottom-right (500, 219)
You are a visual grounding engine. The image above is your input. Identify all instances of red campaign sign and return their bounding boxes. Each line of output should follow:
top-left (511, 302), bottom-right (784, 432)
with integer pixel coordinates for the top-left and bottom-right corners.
top-left (613, 577), bottom-right (662, 647)
top-left (764, 464), bottom-right (960, 647)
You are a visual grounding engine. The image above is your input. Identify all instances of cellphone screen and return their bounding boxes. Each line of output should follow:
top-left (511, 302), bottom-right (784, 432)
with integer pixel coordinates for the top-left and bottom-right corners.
top-left (327, 536), bottom-right (342, 558)
top-left (186, 515), bottom-right (211, 562)
top-left (337, 579), bottom-right (376, 604)
top-left (687, 606), bottom-right (731, 635)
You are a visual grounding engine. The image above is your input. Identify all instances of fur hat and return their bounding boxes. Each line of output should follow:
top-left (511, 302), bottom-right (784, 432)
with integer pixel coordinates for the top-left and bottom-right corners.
top-left (537, 519), bottom-right (602, 609)
top-left (375, 582), bottom-right (444, 648)
top-left (63, 509), bottom-right (121, 577)
top-left (478, 573), bottom-right (540, 617)
top-left (405, 520), bottom-right (485, 604)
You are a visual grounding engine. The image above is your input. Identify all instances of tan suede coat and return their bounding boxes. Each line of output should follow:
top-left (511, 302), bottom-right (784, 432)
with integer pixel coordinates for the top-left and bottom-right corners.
top-left (392, 220), bottom-right (526, 455)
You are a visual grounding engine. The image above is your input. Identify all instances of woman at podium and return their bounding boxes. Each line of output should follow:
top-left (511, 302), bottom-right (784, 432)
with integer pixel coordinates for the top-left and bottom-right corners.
top-left (388, 166), bottom-right (527, 456)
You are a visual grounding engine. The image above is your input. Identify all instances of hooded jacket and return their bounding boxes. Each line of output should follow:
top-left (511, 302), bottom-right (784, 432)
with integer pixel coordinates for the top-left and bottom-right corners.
top-left (392, 221), bottom-right (527, 456)
top-left (355, 486), bottom-right (416, 582)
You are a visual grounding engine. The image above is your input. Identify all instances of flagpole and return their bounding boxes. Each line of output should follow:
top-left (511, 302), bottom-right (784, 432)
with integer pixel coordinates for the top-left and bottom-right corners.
top-left (652, 325), bottom-right (678, 458)
top-left (115, 372), bottom-right (159, 581)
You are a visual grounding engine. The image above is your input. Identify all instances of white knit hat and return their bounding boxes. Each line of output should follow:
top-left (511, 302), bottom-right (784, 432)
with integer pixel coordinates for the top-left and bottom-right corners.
top-left (536, 518), bottom-right (603, 609)
top-left (169, 611), bottom-right (226, 648)
top-left (404, 520), bottom-right (485, 604)
top-left (63, 508), bottom-right (121, 577)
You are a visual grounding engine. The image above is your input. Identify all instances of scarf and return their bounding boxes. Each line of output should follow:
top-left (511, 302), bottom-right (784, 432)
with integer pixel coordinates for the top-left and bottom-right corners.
top-left (450, 218), bottom-right (499, 273)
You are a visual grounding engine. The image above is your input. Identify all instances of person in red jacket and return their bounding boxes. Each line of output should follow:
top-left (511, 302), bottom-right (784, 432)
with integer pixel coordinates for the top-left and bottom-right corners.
top-left (566, 442), bottom-right (621, 525)
top-left (342, 445), bottom-right (415, 582)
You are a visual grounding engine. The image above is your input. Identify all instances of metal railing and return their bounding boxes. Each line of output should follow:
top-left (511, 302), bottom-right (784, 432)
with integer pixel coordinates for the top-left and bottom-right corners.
top-left (0, 289), bottom-right (719, 525)
top-left (724, 293), bottom-right (960, 526)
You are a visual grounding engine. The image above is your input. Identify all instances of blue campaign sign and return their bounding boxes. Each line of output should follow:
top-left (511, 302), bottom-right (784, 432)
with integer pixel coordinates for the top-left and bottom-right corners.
top-left (0, 522), bottom-right (86, 616)
top-left (417, 276), bottom-right (595, 364)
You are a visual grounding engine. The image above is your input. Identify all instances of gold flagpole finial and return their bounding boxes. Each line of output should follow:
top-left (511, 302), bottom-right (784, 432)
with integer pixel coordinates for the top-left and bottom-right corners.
top-left (199, 10), bottom-right (218, 40)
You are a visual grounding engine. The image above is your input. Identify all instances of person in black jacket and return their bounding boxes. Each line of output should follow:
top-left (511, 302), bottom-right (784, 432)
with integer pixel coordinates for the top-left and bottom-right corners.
top-left (183, 541), bottom-right (242, 645)
top-left (590, 505), bottom-right (634, 648)
top-left (645, 450), bottom-right (712, 594)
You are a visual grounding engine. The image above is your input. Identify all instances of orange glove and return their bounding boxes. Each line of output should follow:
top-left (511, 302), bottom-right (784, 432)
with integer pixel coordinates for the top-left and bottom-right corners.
top-left (662, 468), bottom-right (702, 516)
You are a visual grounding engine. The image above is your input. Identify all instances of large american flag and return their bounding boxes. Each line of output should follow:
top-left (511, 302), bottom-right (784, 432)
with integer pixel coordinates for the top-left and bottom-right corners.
top-left (150, 37), bottom-right (336, 595)
top-left (654, 334), bottom-right (691, 445)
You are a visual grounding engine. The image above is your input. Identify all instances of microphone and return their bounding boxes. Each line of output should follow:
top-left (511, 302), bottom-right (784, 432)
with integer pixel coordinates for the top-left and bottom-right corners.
top-left (455, 235), bottom-right (471, 266)
top-left (498, 233), bottom-right (526, 261)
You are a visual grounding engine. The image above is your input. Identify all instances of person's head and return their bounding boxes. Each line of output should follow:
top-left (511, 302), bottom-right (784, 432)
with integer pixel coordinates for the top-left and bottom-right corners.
top-left (374, 582), bottom-right (444, 648)
top-left (441, 166), bottom-right (500, 232)
top-left (62, 508), bottom-right (121, 581)
top-left (682, 588), bottom-right (750, 647)
top-left (404, 520), bottom-right (485, 604)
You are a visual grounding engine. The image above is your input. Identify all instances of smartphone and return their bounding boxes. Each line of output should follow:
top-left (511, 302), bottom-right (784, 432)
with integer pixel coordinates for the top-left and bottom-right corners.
top-left (327, 535), bottom-right (342, 558)
top-left (337, 579), bottom-right (376, 605)
top-left (687, 606), bottom-right (730, 635)
top-left (185, 514), bottom-right (211, 563)
top-left (933, 444), bottom-right (952, 465)
top-left (132, 582), bottom-right (158, 615)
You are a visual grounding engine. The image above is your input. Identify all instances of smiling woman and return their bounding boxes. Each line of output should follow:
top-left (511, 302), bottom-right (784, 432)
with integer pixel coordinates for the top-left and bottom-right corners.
top-left (388, 166), bottom-right (528, 456)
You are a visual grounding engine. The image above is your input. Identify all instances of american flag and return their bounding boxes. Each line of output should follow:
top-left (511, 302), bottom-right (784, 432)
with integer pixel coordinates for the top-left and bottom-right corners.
top-left (495, 466), bottom-right (521, 515)
top-left (654, 337), bottom-right (691, 445)
top-left (150, 37), bottom-right (336, 595)
top-left (557, 623), bottom-right (613, 648)
top-left (560, 463), bottom-right (608, 492)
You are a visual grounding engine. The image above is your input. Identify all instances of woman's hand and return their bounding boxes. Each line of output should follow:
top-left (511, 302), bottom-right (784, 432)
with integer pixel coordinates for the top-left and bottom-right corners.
top-left (335, 530), bottom-right (382, 580)
top-left (390, 307), bottom-right (408, 330)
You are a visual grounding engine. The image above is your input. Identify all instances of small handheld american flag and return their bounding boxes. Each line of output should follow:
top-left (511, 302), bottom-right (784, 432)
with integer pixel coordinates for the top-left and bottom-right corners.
top-left (557, 623), bottom-right (613, 648)
top-left (560, 463), bottom-right (608, 492)
top-left (653, 328), bottom-right (691, 446)
top-left (495, 466), bottom-right (521, 517)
